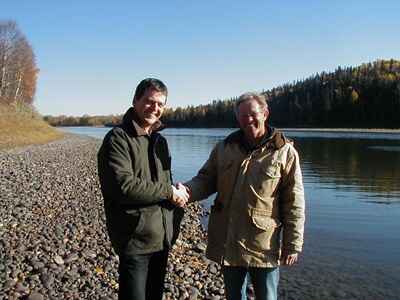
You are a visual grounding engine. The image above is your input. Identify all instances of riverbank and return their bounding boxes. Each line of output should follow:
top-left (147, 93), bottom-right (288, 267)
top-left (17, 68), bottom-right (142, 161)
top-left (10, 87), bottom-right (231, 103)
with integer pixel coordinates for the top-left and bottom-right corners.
top-left (0, 105), bottom-right (63, 150)
top-left (0, 134), bottom-right (224, 300)
top-left (279, 127), bottom-right (400, 133)
top-left (58, 125), bottom-right (400, 134)
top-left (1, 135), bottom-right (399, 299)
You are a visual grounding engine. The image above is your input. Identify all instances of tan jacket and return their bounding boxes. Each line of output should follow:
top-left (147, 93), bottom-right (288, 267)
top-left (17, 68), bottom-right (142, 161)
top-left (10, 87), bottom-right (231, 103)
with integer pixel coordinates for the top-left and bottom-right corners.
top-left (186, 129), bottom-right (305, 267)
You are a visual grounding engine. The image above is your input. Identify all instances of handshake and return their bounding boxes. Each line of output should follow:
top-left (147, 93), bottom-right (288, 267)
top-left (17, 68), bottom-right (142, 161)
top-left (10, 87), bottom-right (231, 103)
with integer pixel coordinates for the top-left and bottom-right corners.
top-left (170, 182), bottom-right (191, 207)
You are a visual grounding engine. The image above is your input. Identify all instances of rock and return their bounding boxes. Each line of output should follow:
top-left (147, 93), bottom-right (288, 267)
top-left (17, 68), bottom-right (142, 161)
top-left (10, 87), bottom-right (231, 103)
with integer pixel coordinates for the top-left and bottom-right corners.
top-left (207, 296), bottom-right (221, 300)
top-left (27, 292), bottom-right (45, 300)
top-left (11, 269), bottom-right (21, 278)
top-left (54, 255), bottom-right (64, 265)
top-left (4, 279), bottom-right (17, 289)
top-left (82, 250), bottom-right (97, 259)
top-left (40, 273), bottom-right (54, 288)
top-left (32, 261), bottom-right (45, 270)
top-left (189, 287), bottom-right (200, 299)
top-left (184, 267), bottom-right (192, 276)
top-left (48, 263), bottom-right (59, 270)
top-left (64, 252), bottom-right (79, 263)
top-left (209, 264), bottom-right (218, 274)
top-left (15, 282), bottom-right (29, 293)
top-left (194, 242), bottom-right (207, 253)
top-left (180, 290), bottom-right (190, 299)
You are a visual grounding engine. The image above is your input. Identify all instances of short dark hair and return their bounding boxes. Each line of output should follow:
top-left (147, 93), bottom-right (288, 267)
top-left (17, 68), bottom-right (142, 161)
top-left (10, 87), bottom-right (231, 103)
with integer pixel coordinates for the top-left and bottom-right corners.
top-left (133, 78), bottom-right (168, 103)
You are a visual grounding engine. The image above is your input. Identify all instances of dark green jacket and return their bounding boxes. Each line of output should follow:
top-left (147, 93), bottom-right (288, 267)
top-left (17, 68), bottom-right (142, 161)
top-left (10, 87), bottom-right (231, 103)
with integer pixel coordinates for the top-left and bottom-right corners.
top-left (97, 107), bottom-right (183, 255)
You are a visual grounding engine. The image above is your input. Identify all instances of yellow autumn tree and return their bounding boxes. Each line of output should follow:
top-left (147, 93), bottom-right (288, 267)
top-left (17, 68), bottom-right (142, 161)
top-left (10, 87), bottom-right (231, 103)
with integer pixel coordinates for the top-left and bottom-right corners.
top-left (0, 20), bottom-right (39, 108)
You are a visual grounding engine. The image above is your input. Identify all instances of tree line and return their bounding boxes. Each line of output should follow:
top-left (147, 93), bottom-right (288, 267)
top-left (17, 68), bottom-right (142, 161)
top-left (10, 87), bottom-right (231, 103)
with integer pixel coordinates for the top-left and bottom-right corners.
top-left (265, 59), bottom-right (400, 128)
top-left (43, 114), bottom-right (121, 127)
top-left (46, 59), bottom-right (400, 129)
top-left (0, 21), bottom-right (38, 110)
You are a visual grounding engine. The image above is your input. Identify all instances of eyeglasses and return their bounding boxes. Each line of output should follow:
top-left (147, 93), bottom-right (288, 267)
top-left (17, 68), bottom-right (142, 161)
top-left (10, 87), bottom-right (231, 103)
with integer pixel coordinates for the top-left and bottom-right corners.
top-left (238, 111), bottom-right (264, 119)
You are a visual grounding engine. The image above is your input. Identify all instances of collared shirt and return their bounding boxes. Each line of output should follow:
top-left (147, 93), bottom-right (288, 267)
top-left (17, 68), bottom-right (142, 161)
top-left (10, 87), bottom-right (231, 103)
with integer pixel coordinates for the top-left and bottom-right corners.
top-left (239, 126), bottom-right (273, 153)
top-left (130, 108), bottom-right (164, 136)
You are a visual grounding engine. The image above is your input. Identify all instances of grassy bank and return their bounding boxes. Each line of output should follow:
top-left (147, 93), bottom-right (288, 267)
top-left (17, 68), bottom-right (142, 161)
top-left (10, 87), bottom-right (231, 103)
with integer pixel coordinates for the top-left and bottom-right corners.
top-left (0, 104), bottom-right (63, 150)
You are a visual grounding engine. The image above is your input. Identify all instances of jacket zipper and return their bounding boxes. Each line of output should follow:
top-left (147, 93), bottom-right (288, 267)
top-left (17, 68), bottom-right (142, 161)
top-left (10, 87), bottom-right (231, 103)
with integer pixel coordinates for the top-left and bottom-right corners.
top-left (153, 134), bottom-right (170, 248)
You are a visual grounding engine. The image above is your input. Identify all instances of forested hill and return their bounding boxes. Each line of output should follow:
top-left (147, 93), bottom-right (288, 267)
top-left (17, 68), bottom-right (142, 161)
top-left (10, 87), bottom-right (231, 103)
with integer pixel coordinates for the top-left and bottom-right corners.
top-left (45, 59), bottom-right (400, 128)
top-left (162, 59), bottom-right (400, 128)
top-left (264, 59), bottom-right (400, 128)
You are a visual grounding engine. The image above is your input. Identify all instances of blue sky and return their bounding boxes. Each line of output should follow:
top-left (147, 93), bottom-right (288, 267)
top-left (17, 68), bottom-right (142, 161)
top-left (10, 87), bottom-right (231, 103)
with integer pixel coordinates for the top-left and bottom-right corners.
top-left (2, 1), bottom-right (400, 116)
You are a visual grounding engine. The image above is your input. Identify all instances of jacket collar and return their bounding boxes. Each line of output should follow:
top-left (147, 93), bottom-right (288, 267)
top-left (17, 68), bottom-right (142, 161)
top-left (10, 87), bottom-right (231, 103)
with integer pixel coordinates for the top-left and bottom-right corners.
top-left (122, 107), bottom-right (165, 136)
top-left (225, 126), bottom-right (287, 152)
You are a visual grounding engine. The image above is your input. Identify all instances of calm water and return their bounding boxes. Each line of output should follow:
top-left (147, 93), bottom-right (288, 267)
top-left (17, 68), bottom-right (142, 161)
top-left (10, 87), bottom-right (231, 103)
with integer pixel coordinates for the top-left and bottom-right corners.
top-left (61, 126), bottom-right (400, 298)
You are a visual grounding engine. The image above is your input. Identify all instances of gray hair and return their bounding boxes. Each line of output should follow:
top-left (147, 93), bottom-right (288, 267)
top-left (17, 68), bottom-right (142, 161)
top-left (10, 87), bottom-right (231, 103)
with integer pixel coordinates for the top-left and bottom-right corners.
top-left (234, 92), bottom-right (268, 115)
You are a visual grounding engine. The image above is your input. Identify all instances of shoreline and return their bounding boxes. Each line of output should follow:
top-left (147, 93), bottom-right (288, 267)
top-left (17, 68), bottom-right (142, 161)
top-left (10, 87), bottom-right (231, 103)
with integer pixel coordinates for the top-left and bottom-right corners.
top-left (279, 127), bottom-right (400, 133)
top-left (0, 135), bottom-right (223, 299)
top-left (56, 125), bottom-right (400, 134)
top-left (0, 106), bottom-right (64, 151)
top-left (1, 135), bottom-right (399, 299)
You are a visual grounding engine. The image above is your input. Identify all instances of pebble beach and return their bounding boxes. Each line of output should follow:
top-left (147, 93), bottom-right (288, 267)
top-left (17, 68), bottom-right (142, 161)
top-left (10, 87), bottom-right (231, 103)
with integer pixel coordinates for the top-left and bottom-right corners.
top-left (0, 135), bottom-right (225, 300)
top-left (1, 134), bottom-right (399, 300)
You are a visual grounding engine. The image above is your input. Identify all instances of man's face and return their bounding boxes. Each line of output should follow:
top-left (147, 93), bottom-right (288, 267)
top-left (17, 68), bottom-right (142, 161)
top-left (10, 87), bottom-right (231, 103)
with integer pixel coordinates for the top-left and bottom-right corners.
top-left (237, 99), bottom-right (268, 141)
top-left (134, 88), bottom-right (166, 129)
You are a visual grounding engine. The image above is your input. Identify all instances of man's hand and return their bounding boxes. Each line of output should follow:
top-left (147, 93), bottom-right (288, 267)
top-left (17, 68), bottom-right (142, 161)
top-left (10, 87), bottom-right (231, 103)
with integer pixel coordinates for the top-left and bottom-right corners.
top-left (171, 183), bottom-right (189, 207)
top-left (176, 182), bottom-right (191, 197)
top-left (280, 251), bottom-right (299, 266)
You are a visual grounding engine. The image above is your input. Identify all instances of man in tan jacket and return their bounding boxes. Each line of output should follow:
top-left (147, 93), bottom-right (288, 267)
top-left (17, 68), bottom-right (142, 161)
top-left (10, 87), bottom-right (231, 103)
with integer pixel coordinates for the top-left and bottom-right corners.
top-left (182, 92), bottom-right (305, 300)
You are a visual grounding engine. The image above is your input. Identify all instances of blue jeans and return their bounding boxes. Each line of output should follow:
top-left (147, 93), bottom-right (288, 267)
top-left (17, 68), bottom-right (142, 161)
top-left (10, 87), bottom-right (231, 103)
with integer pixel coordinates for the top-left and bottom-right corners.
top-left (222, 266), bottom-right (279, 300)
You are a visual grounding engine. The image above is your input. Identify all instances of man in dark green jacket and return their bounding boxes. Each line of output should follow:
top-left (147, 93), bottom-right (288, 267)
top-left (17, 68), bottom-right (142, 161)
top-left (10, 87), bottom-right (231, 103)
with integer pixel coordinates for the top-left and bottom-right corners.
top-left (98, 78), bottom-right (188, 300)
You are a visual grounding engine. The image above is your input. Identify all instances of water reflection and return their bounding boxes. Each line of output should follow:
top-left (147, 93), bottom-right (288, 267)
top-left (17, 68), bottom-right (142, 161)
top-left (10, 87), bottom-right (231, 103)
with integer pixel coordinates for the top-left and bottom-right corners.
top-left (293, 137), bottom-right (400, 201)
top-left (60, 126), bottom-right (400, 202)
top-left (60, 126), bottom-right (400, 297)
top-left (167, 134), bottom-right (221, 183)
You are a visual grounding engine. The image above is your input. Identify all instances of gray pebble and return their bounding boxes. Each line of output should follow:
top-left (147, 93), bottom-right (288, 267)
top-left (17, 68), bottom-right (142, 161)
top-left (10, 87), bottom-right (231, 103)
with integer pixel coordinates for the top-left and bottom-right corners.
top-left (209, 264), bottom-right (218, 274)
top-left (15, 282), bottom-right (29, 293)
top-left (64, 252), bottom-right (79, 263)
top-left (27, 292), bottom-right (44, 300)
top-left (194, 243), bottom-right (207, 253)
top-left (40, 273), bottom-right (54, 288)
top-left (53, 255), bottom-right (64, 265)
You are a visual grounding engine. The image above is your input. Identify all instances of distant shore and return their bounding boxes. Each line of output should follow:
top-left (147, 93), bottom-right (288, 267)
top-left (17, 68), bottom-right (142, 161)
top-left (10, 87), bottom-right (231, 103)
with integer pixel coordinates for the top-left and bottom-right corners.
top-left (57, 124), bottom-right (400, 134)
top-left (279, 127), bottom-right (400, 133)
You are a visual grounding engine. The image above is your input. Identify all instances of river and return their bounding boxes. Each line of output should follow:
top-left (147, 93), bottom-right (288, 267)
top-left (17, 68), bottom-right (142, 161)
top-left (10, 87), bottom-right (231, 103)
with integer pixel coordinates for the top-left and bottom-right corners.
top-left (61, 126), bottom-right (400, 299)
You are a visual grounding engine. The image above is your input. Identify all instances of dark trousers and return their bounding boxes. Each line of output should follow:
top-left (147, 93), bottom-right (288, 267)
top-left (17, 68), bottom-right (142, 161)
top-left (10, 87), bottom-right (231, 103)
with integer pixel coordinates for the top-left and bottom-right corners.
top-left (118, 249), bottom-right (169, 300)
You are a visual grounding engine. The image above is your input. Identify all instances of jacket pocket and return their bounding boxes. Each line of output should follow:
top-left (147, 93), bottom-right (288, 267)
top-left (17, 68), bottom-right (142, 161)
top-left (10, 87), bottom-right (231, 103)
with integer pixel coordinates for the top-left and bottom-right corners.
top-left (252, 210), bottom-right (280, 230)
top-left (130, 206), bottom-right (164, 250)
top-left (262, 162), bottom-right (281, 179)
top-left (250, 161), bottom-right (282, 199)
top-left (239, 208), bottom-right (281, 254)
top-left (109, 209), bottom-right (141, 254)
